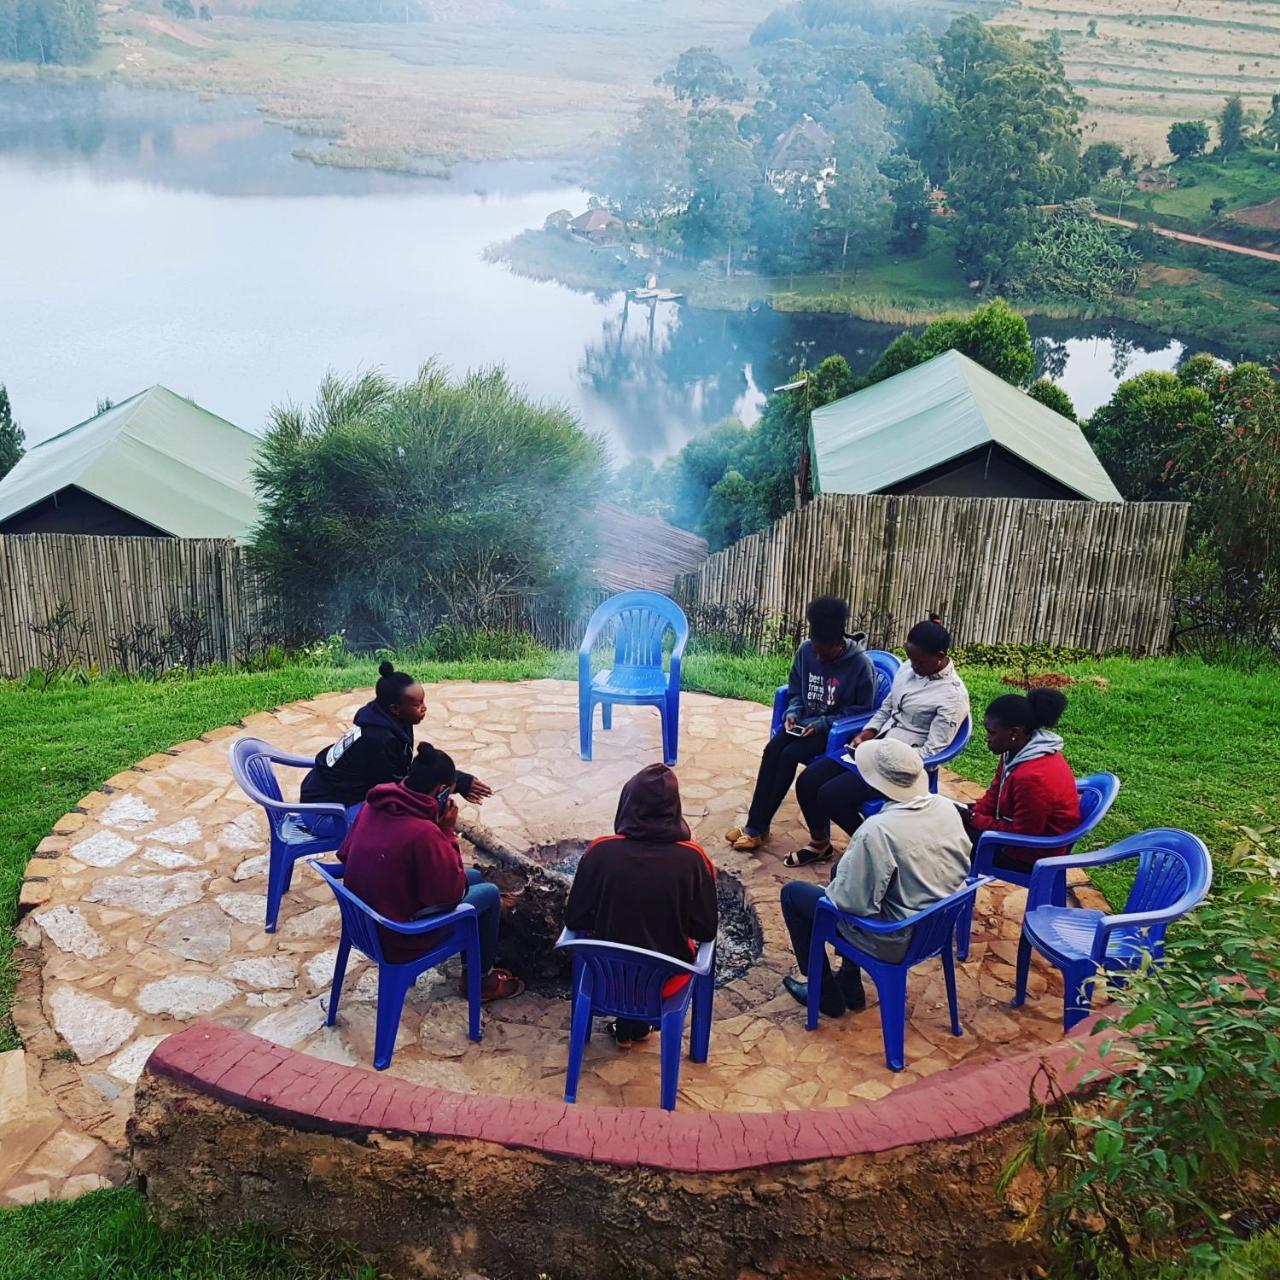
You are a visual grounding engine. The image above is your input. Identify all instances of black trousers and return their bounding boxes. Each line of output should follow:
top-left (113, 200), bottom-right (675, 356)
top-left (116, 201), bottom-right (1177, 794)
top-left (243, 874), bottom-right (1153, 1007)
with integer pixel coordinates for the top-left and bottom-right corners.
top-left (780, 881), bottom-right (866, 1013)
top-left (795, 755), bottom-right (885, 839)
top-left (745, 727), bottom-right (828, 833)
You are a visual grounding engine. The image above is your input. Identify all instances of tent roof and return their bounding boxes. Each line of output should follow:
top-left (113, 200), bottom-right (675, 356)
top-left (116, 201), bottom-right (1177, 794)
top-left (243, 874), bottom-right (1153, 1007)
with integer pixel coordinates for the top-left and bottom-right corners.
top-left (0, 386), bottom-right (262, 539)
top-left (810, 349), bottom-right (1123, 503)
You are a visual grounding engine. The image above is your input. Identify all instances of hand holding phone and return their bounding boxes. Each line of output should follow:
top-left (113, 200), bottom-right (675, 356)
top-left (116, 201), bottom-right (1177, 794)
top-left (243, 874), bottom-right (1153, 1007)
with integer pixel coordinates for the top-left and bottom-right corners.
top-left (785, 723), bottom-right (806, 736)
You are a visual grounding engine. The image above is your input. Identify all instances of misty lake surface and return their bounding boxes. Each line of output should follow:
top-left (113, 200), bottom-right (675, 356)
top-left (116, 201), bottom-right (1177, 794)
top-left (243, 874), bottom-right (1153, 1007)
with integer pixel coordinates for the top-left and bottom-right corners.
top-left (0, 80), bottom-right (1204, 458)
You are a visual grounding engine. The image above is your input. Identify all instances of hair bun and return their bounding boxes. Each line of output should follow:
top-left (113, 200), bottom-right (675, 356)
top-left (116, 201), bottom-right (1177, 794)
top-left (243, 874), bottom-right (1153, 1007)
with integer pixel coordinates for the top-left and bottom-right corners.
top-left (378, 660), bottom-right (395, 677)
top-left (1026, 686), bottom-right (1068, 729)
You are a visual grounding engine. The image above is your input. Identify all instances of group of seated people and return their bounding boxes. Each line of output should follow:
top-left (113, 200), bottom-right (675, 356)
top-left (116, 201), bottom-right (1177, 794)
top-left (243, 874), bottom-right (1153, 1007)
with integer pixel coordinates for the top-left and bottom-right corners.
top-left (301, 588), bottom-right (1083, 1037)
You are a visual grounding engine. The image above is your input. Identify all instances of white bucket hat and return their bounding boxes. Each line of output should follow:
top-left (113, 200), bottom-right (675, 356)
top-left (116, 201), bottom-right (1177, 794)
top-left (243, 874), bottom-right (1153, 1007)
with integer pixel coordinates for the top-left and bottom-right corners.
top-left (853, 737), bottom-right (928, 802)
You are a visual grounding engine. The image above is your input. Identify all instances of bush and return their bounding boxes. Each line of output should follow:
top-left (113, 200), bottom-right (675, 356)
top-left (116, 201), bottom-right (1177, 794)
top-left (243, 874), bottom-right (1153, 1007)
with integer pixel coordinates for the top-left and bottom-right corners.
top-left (1171, 538), bottom-right (1280, 669)
top-left (1002, 817), bottom-right (1280, 1277)
top-left (249, 365), bottom-right (606, 649)
top-left (414, 624), bottom-right (548, 663)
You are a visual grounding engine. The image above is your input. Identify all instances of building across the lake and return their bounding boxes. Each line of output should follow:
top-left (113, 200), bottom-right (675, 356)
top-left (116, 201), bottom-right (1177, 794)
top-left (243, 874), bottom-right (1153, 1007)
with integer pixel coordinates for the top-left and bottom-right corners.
top-left (0, 386), bottom-right (260, 539)
top-left (810, 349), bottom-right (1123, 503)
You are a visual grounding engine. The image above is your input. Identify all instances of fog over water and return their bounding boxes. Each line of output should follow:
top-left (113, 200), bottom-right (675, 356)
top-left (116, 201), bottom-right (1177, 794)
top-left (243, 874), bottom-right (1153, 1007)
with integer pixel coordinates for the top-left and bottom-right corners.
top-left (0, 81), bottom-right (1199, 458)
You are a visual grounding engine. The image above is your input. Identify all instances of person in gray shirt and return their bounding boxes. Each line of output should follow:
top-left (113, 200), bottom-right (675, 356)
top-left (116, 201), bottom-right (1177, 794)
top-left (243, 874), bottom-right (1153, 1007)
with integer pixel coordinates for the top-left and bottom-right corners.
top-left (779, 737), bottom-right (972, 1018)
top-left (789, 617), bottom-right (970, 866)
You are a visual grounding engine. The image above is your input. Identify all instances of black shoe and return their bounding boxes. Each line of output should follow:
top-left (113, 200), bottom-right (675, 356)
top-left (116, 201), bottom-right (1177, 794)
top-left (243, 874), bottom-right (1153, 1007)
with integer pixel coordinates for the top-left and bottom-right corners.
top-left (784, 975), bottom-right (846, 1019)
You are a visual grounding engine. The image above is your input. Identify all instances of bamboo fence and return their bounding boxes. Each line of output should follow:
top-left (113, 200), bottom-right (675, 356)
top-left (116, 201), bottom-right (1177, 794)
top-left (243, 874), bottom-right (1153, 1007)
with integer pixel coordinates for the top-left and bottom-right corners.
top-left (674, 494), bottom-right (1190, 654)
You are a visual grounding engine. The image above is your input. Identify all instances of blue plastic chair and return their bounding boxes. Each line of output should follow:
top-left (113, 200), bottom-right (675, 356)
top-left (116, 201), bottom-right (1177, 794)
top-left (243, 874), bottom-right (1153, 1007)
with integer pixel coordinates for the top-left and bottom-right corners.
top-left (555, 928), bottom-right (715, 1111)
top-left (769, 649), bottom-right (901, 741)
top-left (957, 771), bottom-right (1121, 960)
top-left (806, 876), bottom-right (992, 1071)
top-left (823, 716), bottom-right (973, 817)
top-left (579, 590), bottom-right (689, 766)
top-left (229, 736), bottom-right (354, 933)
top-left (1013, 828), bottom-right (1212, 1032)
top-left (311, 862), bottom-right (482, 1070)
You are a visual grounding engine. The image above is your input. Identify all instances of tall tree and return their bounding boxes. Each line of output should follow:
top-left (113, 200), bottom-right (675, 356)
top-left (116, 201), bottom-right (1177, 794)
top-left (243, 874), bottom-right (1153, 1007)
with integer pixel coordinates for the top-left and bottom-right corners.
top-left (1167, 119), bottom-right (1209, 160)
top-left (0, 385), bottom-right (24, 481)
top-left (1263, 92), bottom-right (1280, 151)
top-left (824, 84), bottom-right (894, 285)
top-left (0, 0), bottom-right (97, 63)
top-left (600, 101), bottom-right (691, 226)
top-left (1218, 94), bottom-right (1246, 156)
top-left (882, 152), bottom-right (931, 253)
top-left (684, 110), bottom-right (759, 277)
top-left (656, 46), bottom-right (745, 111)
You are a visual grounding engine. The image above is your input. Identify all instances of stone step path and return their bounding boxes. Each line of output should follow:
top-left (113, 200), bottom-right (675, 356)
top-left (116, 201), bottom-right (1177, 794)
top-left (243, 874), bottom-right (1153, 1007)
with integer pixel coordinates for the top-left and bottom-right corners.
top-left (4, 680), bottom-right (1096, 1205)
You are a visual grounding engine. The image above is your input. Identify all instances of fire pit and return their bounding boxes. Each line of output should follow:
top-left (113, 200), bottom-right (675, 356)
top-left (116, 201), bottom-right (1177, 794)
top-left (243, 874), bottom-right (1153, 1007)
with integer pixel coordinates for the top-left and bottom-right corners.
top-left (464, 833), bottom-right (762, 995)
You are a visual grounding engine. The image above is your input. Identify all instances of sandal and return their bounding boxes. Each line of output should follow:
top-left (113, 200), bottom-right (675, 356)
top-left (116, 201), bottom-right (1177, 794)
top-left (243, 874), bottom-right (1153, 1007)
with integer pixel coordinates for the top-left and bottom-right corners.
top-left (477, 968), bottom-right (525, 1002)
top-left (606, 1020), bottom-right (652, 1047)
top-left (784, 843), bottom-right (834, 868)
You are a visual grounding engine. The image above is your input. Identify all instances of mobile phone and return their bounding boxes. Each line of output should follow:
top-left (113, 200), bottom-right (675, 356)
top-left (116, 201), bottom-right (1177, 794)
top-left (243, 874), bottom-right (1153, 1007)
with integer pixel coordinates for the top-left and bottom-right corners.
top-left (785, 723), bottom-right (806, 737)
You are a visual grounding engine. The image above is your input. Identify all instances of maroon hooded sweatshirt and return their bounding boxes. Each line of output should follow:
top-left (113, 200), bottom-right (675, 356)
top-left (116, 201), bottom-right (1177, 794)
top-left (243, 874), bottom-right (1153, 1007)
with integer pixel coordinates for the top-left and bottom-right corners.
top-left (564, 764), bottom-right (718, 989)
top-left (337, 780), bottom-right (467, 963)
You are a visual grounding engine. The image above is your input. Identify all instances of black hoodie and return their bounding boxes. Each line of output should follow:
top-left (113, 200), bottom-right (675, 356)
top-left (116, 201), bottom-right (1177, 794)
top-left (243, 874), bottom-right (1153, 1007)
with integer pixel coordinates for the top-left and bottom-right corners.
top-left (564, 764), bottom-right (718, 964)
top-left (300, 699), bottom-right (474, 808)
top-left (783, 631), bottom-right (876, 734)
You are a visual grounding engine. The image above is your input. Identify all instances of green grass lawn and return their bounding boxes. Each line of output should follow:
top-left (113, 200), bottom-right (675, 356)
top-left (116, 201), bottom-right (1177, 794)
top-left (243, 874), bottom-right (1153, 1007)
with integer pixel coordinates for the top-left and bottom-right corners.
top-left (1122, 149), bottom-right (1280, 227)
top-left (0, 648), bottom-right (1277, 1274)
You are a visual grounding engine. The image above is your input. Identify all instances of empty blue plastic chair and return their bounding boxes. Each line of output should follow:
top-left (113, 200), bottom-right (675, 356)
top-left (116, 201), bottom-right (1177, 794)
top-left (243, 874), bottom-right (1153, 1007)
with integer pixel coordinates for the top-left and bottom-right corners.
top-left (957, 771), bottom-right (1121, 960)
top-left (579, 591), bottom-right (688, 766)
top-left (1013, 828), bottom-right (1211, 1031)
top-left (555, 929), bottom-right (714, 1111)
top-left (311, 861), bottom-right (482, 1070)
top-left (769, 649), bottom-right (901, 741)
top-left (806, 876), bottom-right (991, 1071)
top-left (229, 736), bottom-right (354, 932)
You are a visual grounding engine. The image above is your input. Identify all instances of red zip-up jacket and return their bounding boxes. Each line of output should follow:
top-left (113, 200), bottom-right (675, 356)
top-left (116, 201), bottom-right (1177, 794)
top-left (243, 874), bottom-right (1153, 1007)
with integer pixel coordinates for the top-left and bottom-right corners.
top-left (970, 751), bottom-right (1081, 867)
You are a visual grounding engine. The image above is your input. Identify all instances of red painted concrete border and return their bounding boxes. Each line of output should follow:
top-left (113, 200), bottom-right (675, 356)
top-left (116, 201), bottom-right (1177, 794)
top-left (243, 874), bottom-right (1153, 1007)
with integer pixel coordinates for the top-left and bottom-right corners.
top-left (144, 1018), bottom-right (1118, 1173)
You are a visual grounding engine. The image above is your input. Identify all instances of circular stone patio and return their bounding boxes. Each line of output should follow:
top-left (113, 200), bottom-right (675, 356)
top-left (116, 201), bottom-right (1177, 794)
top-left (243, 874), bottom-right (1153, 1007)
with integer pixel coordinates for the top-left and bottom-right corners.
top-left (5, 680), bottom-right (1088, 1205)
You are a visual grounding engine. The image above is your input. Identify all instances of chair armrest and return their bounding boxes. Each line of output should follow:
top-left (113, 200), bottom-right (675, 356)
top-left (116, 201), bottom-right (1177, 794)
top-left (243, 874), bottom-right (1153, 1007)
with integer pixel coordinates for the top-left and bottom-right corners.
top-left (579, 610), bottom-right (610, 657)
top-left (555, 929), bottom-right (715, 975)
top-left (1098, 892), bottom-right (1207, 942)
top-left (263, 747), bottom-right (318, 770)
top-left (264, 799), bottom-right (350, 822)
top-left (671, 627), bottom-right (689, 661)
top-left (815, 876), bottom-right (990, 933)
top-left (377, 901), bottom-right (477, 937)
top-left (827, 712), bottom-right (874, 757)
top-left (669, 652), bottom-right (683, 688)
top-left (690, 939), bottom-right (715, 976)
top-left (1026, 844), bottom-right (1142, 910)
top-left (974, 829), bottom-right (1074, 879)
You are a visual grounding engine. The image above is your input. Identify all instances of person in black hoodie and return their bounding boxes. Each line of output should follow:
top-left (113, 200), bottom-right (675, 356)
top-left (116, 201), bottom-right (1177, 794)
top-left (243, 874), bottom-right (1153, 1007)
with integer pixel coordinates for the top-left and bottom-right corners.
top-left (301, 661), bottom-right (492, 815)
top-left (724, 596), bottom-right (876, 855)
top-left (565, 764), bottom-right (718, 1046)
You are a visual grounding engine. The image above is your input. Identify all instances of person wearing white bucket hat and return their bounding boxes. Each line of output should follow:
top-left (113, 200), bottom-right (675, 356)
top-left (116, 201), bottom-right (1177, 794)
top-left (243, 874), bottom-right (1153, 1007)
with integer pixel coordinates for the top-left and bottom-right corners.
top-left (779, 737), bottom-right (972, 1018)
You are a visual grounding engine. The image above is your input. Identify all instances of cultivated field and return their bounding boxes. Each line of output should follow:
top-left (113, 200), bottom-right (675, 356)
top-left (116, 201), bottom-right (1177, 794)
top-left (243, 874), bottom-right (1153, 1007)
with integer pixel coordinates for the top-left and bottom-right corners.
top-left (995, 0), bottom-right (1280, 157)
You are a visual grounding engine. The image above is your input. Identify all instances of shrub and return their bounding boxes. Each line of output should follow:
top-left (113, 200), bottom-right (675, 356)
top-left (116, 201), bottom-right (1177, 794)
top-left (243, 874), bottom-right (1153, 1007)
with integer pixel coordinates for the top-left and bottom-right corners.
top-left (249, 365), bottom-right (606, 649)
top-left (1171, 537), bottom-right (1279, 669)
top-left (414, 624), bottom-right (548, 663)
top-left (1002, 816), bottom-right (1280, 1277)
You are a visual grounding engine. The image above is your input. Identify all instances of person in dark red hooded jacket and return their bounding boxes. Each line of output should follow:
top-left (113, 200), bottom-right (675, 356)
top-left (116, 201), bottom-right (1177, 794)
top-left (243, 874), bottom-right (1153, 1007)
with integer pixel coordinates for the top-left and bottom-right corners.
top-left (565, 763), bottom-right (718, 1045)
top-left (338, 744), bottom-right (523, 1001)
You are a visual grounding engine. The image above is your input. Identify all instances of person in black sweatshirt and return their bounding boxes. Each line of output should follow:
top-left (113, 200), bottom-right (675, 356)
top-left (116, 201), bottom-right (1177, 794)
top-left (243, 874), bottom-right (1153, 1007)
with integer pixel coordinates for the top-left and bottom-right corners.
top-left (565, 764), bottom-right (718, 1046)
top-left (724, 596), bottom-right (876, 856)
top-left (300, 661), bottom-right (492, 816)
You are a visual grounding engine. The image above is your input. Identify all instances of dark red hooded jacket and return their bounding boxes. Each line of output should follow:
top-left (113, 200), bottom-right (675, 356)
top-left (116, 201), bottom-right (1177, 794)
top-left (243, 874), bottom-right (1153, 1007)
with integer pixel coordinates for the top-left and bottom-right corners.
top-left (337, 781), bottom-right (467, 963)
top-left (970, 750), bottom-right (1081, 867)
top-left (564, 764), bottom-right (718, 989)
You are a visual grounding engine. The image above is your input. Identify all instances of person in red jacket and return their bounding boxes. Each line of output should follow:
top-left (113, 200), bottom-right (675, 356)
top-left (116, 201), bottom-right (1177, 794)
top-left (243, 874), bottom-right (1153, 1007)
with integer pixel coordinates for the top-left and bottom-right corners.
top-left (338, 744), bottom-right (523, 1000)
top-left (967, 688), bottom-right (1081, 870)
top-left (565, 764), bottom-right (718, 1047)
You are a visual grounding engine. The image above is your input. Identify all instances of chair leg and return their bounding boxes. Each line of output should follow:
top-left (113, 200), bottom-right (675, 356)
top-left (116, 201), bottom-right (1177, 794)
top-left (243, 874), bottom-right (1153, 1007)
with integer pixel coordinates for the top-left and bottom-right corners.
top-left (659, 1008), bottom-right (685, 1111)
top-left (326, 934), bottom-right (352, 1027)
top-left (876, 969), bottom-right (908, 1072)
top-left (1062, 962), bottom-right (1097, 1033)
top-left (579, 691), bottom-right (593, 761)
top-left (690, 971), bottom-right (714, 1063)
top-left (1012, 931), bottom-right (1034, 1008)
top-left (564, 990), bottom-right (594, 1105)
top-left (664, 691), bottom-right (679, 766)
top-left (956, 896), bottom-right (974, 963)
top-left (601, 701), bottom-right (613, 731)
top-left (372, 967), bottom-right (412, 1071)
top-left (264, 846), bottom-right (292, 933)
top-left (464, 929), bottom-right (482, 1043)
top-left (941, 943), bottom-right (962, 1038)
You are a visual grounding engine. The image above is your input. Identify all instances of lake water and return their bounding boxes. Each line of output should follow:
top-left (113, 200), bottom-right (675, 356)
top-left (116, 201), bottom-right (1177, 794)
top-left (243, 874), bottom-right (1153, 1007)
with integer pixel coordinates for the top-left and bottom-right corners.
top-left (0, 80), bottom-right (1208, 459)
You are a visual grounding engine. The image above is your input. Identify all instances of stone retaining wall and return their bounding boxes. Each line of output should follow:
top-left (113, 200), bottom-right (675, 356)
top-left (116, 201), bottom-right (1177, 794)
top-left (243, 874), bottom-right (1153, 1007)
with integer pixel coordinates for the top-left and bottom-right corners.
top-left (130, 1022), bottom-right (1112, 1279)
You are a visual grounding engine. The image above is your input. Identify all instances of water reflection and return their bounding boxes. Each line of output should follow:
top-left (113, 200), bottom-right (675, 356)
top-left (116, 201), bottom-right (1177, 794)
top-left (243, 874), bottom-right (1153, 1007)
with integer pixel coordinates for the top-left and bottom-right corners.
top-left (0, 80), bottom-right (1221, 455)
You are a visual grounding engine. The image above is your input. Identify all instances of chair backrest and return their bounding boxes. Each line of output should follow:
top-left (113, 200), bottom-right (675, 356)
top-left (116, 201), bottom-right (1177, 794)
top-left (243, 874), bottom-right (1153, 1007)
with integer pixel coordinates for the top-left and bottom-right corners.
top-left (927, 716), bottom-right (972, 770)
top-left (902, 877), bottom-right (987, 965)
top-left (1074, 771), bottom-right (1121, 836)
top-left (557, 937), bottom-right (688, 1019)
top-left (583, 590), bottom-right (688, 672)
top-left (312, 861), bottom-right (387, 964)
top-left (867, 650), bottom-right (900, 706)
top-left (1121, 829), bottom-right (1212, 918)
top-left (230, 737), bottom-right (285, 806)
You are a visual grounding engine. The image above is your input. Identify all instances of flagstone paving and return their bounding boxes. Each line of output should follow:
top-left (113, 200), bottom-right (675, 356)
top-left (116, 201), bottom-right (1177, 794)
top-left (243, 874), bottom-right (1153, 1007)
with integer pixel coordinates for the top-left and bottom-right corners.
top-left (5, 679), bottom-right (1094, 1205)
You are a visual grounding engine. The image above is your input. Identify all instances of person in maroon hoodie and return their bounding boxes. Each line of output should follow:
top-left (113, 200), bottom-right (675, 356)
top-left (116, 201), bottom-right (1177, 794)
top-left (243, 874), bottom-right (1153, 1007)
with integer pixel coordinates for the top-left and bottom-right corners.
top-left (565, 764), bottom-right (718, 1046)
top-left (338, 744), bottom-right (523, 1001)
top-left (964, 688), bottom-right (1081, 871)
